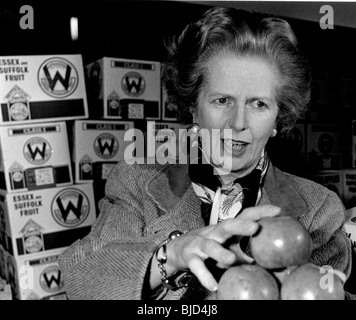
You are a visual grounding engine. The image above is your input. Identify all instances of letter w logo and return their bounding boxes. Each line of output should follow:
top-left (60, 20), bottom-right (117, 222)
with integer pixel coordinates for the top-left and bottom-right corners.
top-left (26, 142), bottom-right (47, 160)
top-left (43, 64), bottom-right (72, 91)
top-left (97, 137), bottom-right (115, 155)
top-left (43, 270), bottom-right (62, 289)
top-left (56, 194), bottom-right (83, 222)
top-left (124, 75), bottom-right (142, 94)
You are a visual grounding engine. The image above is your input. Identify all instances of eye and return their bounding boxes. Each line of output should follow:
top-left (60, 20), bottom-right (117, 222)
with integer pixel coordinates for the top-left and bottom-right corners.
top-left (213, 97), bottom-right (231, 106)
top-left (253, 100), bottom-right (268, 109)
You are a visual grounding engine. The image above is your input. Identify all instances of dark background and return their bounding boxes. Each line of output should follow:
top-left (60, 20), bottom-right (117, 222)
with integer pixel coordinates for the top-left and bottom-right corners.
top-left (1, 0), bottom-right (356, 174)
top-left (1, 0), bottom-right (355, 71)
top-left (1, 0), bottom-right (356, 297)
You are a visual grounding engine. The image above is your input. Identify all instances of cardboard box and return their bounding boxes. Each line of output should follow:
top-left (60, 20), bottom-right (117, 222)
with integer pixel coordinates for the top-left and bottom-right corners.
top-left (72, 120), bottom-right (134, 183)
top-left (307, 153), bottom-right (342, 171)
top-left (0, 55), bottom-right (88, 125)
top-left (0, 121), bottom-right (73, 192)
top-left (345, 222), bottom-right (356, 251)
top-left (306, 124), bottom-right (343, 170)
top-left (146, 121), bottom-right (184, 160)
top-left (345, 207), bottom-right (356, 251)
top-left (0, 183), bottom-right (96, 258)
top-left (306, 123), bottom-right (344, 154)
top-left (6, 249), bottom-right (67, 300)
top-left (341, 169), bottom-right (356, 209)
top-left (85, 57), bottom-right (161, 120)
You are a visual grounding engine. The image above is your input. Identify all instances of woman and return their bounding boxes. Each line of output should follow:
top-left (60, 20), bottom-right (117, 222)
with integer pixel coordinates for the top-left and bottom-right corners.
top-left (58, 6), bottom-right (353, 300)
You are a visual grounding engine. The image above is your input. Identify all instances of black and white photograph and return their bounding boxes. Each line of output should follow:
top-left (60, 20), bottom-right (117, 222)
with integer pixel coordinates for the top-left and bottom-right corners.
top-left (0, 0), bottom-right (356, 308)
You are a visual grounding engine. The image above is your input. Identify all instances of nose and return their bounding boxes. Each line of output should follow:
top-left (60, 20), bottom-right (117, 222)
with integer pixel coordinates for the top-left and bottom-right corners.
top-left (228, 104), bottom-right (248, 132)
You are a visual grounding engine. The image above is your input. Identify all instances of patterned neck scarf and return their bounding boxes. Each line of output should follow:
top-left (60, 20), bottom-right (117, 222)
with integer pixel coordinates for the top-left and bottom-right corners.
top-left (188, 140), bottom-right (269, 225)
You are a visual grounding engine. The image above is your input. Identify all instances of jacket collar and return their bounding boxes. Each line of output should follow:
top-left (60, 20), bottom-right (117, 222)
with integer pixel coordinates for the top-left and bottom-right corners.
top-left (146, 162), bottom-right (309, 219)
top-left (146, 163), bottom-right (192, 214)
top-left (263, 164), bottom-right (309, 219)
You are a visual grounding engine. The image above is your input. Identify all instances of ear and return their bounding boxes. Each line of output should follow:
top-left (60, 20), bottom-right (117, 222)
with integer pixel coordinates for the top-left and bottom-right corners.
top-left (190, 106), bottom-right (197, 123)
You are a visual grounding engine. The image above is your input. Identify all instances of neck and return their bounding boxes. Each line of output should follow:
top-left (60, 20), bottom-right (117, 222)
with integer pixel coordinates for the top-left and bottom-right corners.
top-left (217, 167), bottom-right (254, 186)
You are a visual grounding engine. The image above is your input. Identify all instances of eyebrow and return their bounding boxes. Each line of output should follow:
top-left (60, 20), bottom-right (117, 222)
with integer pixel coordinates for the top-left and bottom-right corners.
top-left (208, 92), bottom-right (275, 103)
top-left (251, 96), bottom-right (275, 103)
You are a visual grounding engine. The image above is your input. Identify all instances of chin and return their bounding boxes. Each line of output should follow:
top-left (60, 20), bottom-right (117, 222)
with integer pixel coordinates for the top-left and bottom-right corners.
top-left (211, 158), bottom-right (246, 175)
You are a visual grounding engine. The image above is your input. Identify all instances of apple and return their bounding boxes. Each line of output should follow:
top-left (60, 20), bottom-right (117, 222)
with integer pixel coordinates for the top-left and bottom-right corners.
top-left (217, 264), bottom-right (280, 300)
top-left (280, 263), bottom-right (345, 300)
top-left (269, 265), bottom-right (298, 288)
top-left (250, 216), bottom-right (313, 269)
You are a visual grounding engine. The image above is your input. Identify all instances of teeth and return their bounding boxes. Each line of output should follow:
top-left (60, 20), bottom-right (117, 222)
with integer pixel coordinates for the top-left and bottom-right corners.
top-left (223, 140), bottom-right (245, 150)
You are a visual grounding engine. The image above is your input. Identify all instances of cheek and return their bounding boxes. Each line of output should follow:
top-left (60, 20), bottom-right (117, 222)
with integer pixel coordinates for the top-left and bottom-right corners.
top-left (251, 121), bottom-right (275, 143)
top-left (197, 108), bottom-right (226, 130)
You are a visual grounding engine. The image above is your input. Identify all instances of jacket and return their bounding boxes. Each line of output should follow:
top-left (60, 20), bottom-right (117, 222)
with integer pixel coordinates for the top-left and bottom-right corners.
top-left (58, 159), bottom-right (353, 300)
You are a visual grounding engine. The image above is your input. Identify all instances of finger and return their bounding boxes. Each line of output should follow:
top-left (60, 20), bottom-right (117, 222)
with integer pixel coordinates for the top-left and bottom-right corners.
top-left (238, 204), bottom-right (281, 221)
top-left (229, 242), bottom-right (254, 264)
top-left (218, 219), bottom-right (259, 239)
top-left (187, 255), bottom-right (218, 292)
top-left (202, 239), bottom-right (236, 269)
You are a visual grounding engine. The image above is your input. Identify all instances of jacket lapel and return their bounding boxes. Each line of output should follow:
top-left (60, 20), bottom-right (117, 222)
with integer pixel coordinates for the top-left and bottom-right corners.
top-left (147, 163), bottom-right (192, 212)
top-left (146, 163), bottom-right (205, 231)
top-left (146, 163), bottom-right (310, 226)
top-left (264, 164), bottom-right (309, 219)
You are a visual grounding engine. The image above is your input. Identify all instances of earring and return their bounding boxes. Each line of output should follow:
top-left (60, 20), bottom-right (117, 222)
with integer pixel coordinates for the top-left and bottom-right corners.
top-left (271, 128), bottom-right (277, 137)
top-left (190, 123), bottom-right (200, 134)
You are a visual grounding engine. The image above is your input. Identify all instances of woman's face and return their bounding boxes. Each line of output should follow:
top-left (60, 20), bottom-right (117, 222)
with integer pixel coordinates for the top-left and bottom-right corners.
top-left (193, 52), bottom-right (279, 177)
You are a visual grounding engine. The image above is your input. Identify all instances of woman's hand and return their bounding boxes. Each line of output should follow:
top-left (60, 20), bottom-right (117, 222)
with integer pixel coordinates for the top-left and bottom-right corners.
top-left (166, 204), bottom-right (281, 291)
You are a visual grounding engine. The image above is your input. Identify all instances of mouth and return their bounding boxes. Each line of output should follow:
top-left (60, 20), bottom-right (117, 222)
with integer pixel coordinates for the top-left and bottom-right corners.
top-left (222, 139), bottom-right (248, 152)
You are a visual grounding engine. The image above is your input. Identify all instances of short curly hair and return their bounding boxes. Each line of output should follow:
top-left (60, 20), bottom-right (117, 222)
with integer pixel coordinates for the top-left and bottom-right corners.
top-left (161, 6), bottom-right (311, 135)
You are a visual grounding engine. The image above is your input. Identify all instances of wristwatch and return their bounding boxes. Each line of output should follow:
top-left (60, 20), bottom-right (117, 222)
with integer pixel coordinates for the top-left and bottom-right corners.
top-left (155, 230), bottom-right (194, 290)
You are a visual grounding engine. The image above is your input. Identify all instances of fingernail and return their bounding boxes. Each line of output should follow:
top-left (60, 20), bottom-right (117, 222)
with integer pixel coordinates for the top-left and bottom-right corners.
top-left (211, 283), bottom-right (218, 292)
top-left (268, 205), bottom-right (281, 215)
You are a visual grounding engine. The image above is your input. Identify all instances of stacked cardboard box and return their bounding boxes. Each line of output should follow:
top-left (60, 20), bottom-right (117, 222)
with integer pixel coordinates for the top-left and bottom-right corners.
top-left (85, 57), bottom-right (161, 121)
top-left (83, 57), bottom-right (183, 198)
top-left (71, 119), bottom-right (134, 214)
top-left (0, 184), bottom-right (96, 300)
top-left (0, 53), bottom-right (202, 298)
top-left (340, 169), bottom-right (356, 210)
top-left (0, 55), bottom-right (88, 125)
top-left (146, 121), bottom-right (184, 161)
top-left (72, 120), bottom-right (134, 183)
top-left (345, 207), bottom-right (356, 252)
top-left (6, 249), bottom-right (67, 300)
top-left (0, 54), bottom-right (97, 300)
top-left (0, 122), bottom-right (73, 192)
top-left (306, 123), bottom-right (344, 171)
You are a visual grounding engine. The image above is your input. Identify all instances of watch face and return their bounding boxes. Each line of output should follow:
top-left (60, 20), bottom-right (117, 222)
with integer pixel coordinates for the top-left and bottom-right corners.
top-left (175, 272), bottom-right (194, 288)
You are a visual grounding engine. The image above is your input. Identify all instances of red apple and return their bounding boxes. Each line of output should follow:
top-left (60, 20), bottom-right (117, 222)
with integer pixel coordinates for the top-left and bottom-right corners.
top-left (269, 265), bottom-right (298, 287)
top-left (217, 264), bottom-right (280, 300)
top-left (250, 216), bottom-right (313, 269)
top-left (280, 263), bottom-right (345, 300)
